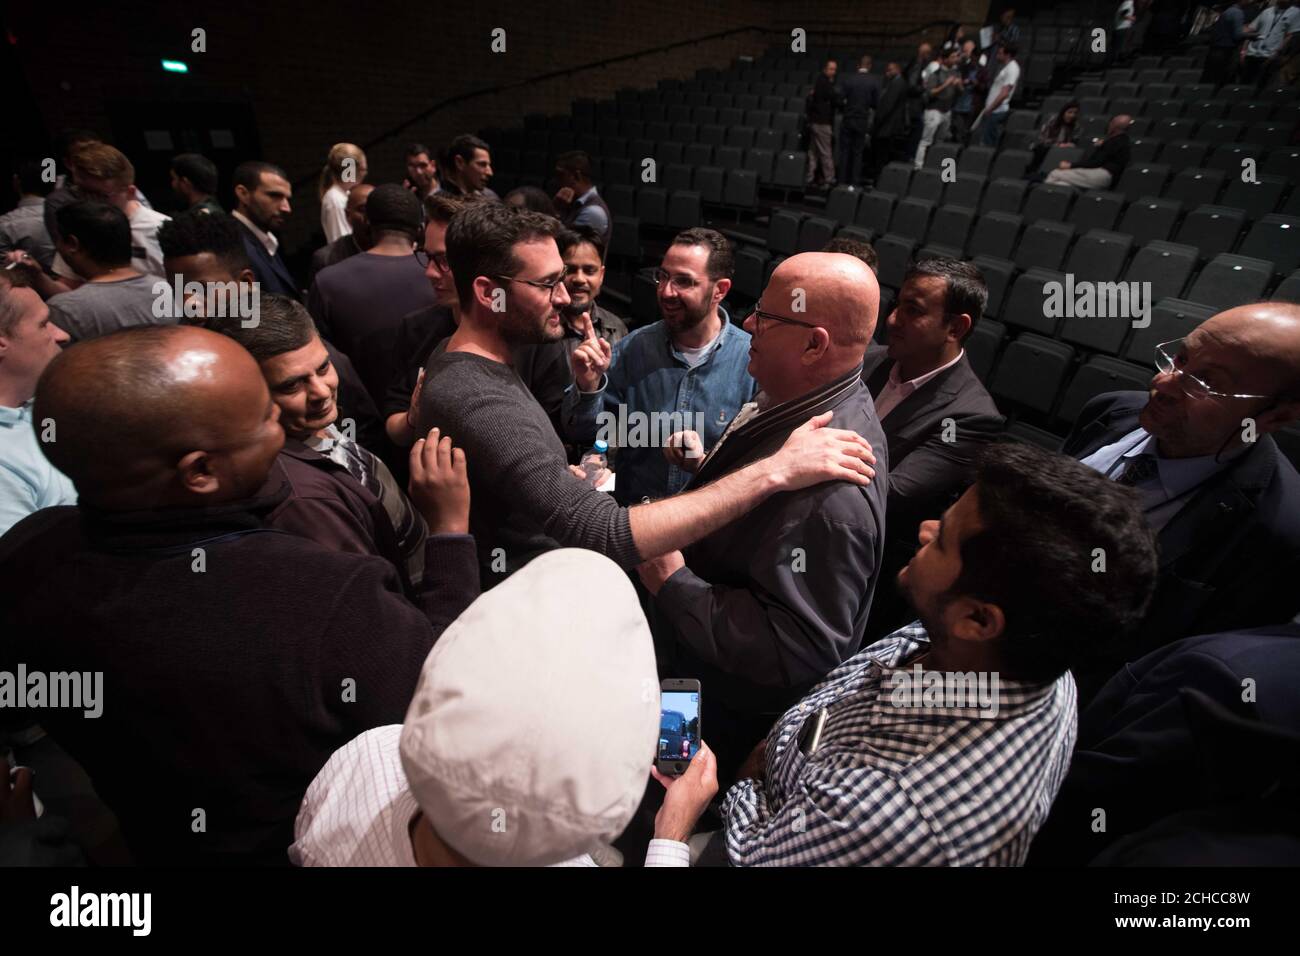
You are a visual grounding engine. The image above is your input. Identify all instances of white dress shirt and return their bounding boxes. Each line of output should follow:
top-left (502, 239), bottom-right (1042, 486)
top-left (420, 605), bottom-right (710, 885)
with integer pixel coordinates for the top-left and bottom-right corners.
top-left (291, 726), bottom-right (689, 867)
top-left (320, 184), bottom-right (351, 244)
top-left (231, 209), bottom-right (278, 256)
top-left (872, 349), bottom-right (964, 420)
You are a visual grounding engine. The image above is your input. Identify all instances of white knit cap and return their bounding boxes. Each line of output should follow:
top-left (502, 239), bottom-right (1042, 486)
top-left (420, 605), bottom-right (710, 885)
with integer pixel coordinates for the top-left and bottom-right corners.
top-left (399, 549), bottom-right (659, 866)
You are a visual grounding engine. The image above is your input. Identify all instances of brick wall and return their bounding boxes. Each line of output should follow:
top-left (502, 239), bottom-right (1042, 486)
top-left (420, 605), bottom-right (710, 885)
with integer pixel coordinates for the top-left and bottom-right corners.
top-left (11, 0), bottom-right (978, 249)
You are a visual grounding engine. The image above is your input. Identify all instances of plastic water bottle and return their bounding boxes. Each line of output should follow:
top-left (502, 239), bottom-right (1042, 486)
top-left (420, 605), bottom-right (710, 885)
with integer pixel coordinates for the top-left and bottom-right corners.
top-left (580, 439), bottom-right (609, 485)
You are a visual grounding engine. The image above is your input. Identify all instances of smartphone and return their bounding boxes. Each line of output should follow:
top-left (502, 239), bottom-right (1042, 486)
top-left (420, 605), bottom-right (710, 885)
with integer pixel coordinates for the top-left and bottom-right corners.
top-left (657, 679), bottom-right (702, 776)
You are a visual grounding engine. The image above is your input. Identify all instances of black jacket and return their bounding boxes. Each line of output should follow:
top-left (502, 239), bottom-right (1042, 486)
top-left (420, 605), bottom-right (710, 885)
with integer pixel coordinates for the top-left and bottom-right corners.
top-left (806, 73), bottom-right (841, 124)
top-left (1062, 391), bottom-right (1300, 686)
top-left (237, 221), bottom-right (300, 300)
top-left (1027, 624), bottom-right (1300, 866)
top-left (0, 488), bottom-right (478, 865)
top-left (873, 74), bottom-right (910, 138)
top-left (840, 70), bottom-right (881, 130)
top-left (861, 344), bottom-right (1005, 637)
top-left (653, 365), bottom-right (889, 773)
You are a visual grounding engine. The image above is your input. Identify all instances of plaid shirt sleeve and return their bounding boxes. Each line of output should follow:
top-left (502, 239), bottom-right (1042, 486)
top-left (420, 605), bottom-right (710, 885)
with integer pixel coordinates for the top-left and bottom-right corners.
top-left (722, 764), bottom-right (946, 867)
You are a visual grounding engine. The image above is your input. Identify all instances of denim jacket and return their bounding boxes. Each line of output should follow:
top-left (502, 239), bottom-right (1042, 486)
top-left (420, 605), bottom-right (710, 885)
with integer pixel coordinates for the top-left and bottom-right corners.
top-left (561, 309), bottom-right (757, 504)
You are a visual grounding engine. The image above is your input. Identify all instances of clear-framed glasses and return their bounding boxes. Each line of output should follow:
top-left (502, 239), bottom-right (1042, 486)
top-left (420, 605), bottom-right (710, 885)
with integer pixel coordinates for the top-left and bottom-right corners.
top-left (651, 268), bottom-right (704, 291)
top-left (751, 302), bottom-right (820, 334)
top-left (414, 248), bottom-right (449, 271)
top-left (492, 272), bottom-right (567, 300)
top-left (1154, 338), bottom-right (1271, 402)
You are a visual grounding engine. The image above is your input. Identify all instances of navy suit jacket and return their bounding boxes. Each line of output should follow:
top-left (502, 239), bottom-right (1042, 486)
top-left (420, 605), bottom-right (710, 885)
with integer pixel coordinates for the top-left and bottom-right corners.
top-left (238, 222), bottom-right (300, 299)
top-left (1027, 624), bottom-right (1300, 866)
top-left (840, 70), bottom-right (881, 129)
top-left (1062, 391), bottom-right (1300, 676)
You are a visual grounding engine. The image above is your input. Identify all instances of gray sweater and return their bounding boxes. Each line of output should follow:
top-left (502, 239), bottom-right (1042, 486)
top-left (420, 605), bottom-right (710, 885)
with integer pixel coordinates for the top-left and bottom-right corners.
top-left (417, 349), bottom-right (640, 586)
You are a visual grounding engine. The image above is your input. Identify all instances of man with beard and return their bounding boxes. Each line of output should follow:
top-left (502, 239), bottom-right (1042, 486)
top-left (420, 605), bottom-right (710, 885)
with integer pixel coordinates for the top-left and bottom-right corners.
top-left (232, 161), bottom-right (298, 298)
top-left (1063, 302), bottom-right (1300, 701)
top-left (416, 202), bottom-right (879, 587)
top-left (561, 228), bottom-right (756, 506)
top-left (403, 143), bottom-right (439, 200)
top-left (209, 294), bottom-right (431, 592)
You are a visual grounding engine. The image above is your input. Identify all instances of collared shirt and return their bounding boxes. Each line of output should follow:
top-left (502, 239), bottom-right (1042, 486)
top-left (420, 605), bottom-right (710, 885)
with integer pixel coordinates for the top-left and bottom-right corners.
top-left (1247, 5), bottom-right (1300, 57)
top-left (570, 186), bottom-right (609, 236)
top-left (231, 209), bottom-right (279, 257)
top-left (291, 726), bottom-right (689, 867)
top-left (0, 400), bottom-right (78, 537)
top-left (872, 349), bottom-right (965, 420)
top-left (306, 423), bottom-right (428, 584)
top-left (1080, 426), bottom-right (1248, 533)
top-left (561, 310), bottom-right (757, 505)
top-left (0, 197), bottom-right (56, 271)
top-left (721, 622), bottom-right (1077, 866)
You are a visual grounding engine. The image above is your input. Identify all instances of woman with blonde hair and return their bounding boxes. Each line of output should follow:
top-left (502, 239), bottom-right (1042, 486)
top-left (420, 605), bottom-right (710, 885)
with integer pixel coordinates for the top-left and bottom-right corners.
top-left (319, 143), bottom-right (368, 243)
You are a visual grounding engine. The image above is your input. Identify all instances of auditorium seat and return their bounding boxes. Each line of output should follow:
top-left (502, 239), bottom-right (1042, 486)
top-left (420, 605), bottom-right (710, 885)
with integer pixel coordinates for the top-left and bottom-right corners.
top-left (991, 333), bottom-right (1075, 414)
top-left (714, 145), bottom-right (744, 171)
top-left (1004, 421), bottom-right (1064, 451)
top-left (1124, 298), bottom-right (1219, 365)
top-left (990, 149), bottom-right (1033, 181)
top-left (890, 198), bottom-right (935, 244)
top-left (969, 211), bottom-right (1023, 261)
top-left (772, 152), bottom-right (806, 188)
top-left (908, 169), bottom-right (945, 204)
top-left (958, 146), bottom-right (996, 176)
top-left (662, 163), bottom-right (693, 193)
top-left (1057, 356), bottom-right (1158, 424)
top-left (1163, 167), bottom-right (1225, 209)
top-left (971, 256), bottom-right (1015, 318)
top-left (875, 234), bottom-right (918, 290)
top-left (1022, 183), bottom-right (1075, 223)
top-left (666, 190), bottom-right (702, 229)
top-left (767, 209), bottom-right (804, 255)
top-left (1014, 221), bottom-right (1076, 272)
top-left (825, 185), bottom-right (863, 224)
top-left (1117, 163), bottom-right (1171, 202)
top-left (1065, 228), bottom-right (1134, 282)
top-left (723, 168), bottom-right (758, 209)
top-left (1173, 204), bottom-right (1246, 260)
top-left (1207, 142), bottom-right (1262, 175)
top-left (980, 178), bottom-right (1028, 215)
top-left (1003, 268), bottom-right (1067, 336)
top-left (695, 166), bottom-right (725, 204)
top-left (797, 216), bottom-right (839, 252)
top-left (1272, 270), bottom-right (1300, 304)
top-left (607, 183), bottom-right (636, 216)
top-left (1238, 215), bottom-right (1300, 276)
top-left (944, 173), bottom-right (986, 209)
top-left (1118, 196), bottom-right (1181, 246)
top-left (1124, 240), bottom-right (1198, 304)
top-left (635, 186), bottom-right (668, 226)
top-left (632, 269), bottom-right (659, 325)
top-left (923, 142), bottom-right (962, 172)
top-left (1184, 254), bottom-right (1274, 310)
top-left (608, 216), bottom-right (640, 260)
top-left (927, 205), bottom-right (976, 256)
top-left (857, 191), bottom-right (896, 235)
top-left (964, 318), bottom-right (1006, 382)
top-left (724, 126), bottom-right (754, 149)
top-left (1070, 191), bottom-right (1127, 233)
top-left (684, 141), bottom-right (714, 166)
top-left (877, 162), bottom-right (913, 197)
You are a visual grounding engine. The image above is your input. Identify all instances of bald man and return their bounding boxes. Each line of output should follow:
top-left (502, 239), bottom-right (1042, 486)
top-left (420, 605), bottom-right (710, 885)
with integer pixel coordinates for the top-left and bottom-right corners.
top-left (1063, 302), bottom-right (1300, 699)
top-left (0, 325), bottom-right (478, 864)
top-left (639, 252), bottom-right (890, 775)
top-left (309, 182), bottom-right (375, 284)
top-left (1045, 114), bottom-right (1133, 190)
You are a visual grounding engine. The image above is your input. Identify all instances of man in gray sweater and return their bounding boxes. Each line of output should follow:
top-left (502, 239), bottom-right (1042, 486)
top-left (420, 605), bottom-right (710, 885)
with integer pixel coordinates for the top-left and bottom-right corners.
top-left (417, 203), bottom-right (878, 587)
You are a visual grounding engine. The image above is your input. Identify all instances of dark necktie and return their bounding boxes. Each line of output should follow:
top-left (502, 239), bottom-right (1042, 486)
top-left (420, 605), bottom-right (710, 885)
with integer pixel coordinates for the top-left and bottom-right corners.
top-left (1115, 454), bottom-right (1157, 487)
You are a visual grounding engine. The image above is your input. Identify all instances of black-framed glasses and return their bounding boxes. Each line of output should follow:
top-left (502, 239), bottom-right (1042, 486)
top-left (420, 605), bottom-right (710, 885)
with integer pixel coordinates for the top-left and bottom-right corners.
top-left (1154, 338), bottom-right (1270, 402)
top-left (492, 272), bottom-right (568, 300)
top-left (414, 249), bottom-right (449, 271)
top-left (751, 303), bottom-right (820, 334)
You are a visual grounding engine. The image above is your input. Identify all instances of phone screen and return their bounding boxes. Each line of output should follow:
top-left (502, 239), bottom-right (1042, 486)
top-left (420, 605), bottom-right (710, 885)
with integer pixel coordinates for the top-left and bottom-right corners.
top-left (658, 690), bottom-right (701, 764)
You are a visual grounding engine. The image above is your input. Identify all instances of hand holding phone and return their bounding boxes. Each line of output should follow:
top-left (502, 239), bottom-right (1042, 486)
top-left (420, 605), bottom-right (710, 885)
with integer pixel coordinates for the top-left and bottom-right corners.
top-left (656, 679), bottom-right (701, 776)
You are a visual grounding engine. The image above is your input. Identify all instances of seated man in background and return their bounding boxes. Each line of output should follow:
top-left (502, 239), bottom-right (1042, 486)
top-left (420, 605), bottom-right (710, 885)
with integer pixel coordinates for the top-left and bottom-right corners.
top-left (0, 325), bottom-right (477, 865)
top-left (1045, 114), bottom-right (1132, 190)
top-left (639, 252), bottom-right (888, 776)
top-left (664, 442), bottom-right (1159, 866)
top-left (1063, 301), bottom-right (1300, 700)
top-left (43, 201), bottom-right (168, 341)
top-left (159, 209), bottom-right (384, 456)
top-left (293, 549), bottom-right (702, 867)
top-left (1028, 618), bottom-right (1300, 866)
top-left (861, 258), bottom-right (1004, 639)
top-left (209, 295), bottom-right (430, 593)
top-left (416, 201), bottom-right (876, 587)
top-left (0, 272), bottom-right (74, 537)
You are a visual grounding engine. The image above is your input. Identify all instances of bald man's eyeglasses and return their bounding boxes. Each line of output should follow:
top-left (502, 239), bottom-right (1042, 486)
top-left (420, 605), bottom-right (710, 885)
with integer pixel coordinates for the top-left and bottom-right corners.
top-left (751, 304), bottom-right (819, 335)
top-left (1154, 338), bottom-right (1271, 403)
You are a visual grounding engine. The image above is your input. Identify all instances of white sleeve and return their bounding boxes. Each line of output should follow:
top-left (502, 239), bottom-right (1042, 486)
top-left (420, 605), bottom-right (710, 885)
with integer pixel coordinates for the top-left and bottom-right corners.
top-left (320, 188), bottom-right (351, 244)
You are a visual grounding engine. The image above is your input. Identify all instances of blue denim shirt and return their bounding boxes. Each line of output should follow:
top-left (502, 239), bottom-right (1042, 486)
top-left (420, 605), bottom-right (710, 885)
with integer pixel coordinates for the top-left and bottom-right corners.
top-left (561, 309), bottom-right (757, 505)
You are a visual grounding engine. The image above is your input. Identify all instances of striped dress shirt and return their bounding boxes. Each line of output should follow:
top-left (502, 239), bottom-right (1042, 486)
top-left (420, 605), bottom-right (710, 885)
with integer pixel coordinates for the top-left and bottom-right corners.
top-left (722, 623), bottom-right (1077, 866)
